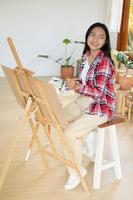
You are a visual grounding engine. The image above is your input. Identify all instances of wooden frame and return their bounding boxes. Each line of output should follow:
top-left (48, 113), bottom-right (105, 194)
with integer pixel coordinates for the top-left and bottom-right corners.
top-left (0, 38), bottom-right (90, 195)
top-left (117, 0), bottom-right (131, 50)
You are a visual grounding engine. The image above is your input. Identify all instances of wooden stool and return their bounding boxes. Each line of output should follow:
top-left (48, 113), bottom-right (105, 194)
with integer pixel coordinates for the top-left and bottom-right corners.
top-left (127, 96), bottom-right (133, 120)
top-left (116, 88), bottom-right (128, 114)
top-left (93, 116), bottom-right (124, 189)
top-left (121, 95), bottom-right (133, 120)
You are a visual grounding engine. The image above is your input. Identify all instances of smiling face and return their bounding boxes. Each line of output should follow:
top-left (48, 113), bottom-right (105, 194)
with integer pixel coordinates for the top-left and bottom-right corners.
top-left (87, 26), bottom-right (106, 53)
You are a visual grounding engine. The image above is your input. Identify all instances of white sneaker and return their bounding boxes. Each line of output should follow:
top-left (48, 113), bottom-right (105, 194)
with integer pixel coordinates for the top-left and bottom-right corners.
top-left (64, 167), bottom-right (87, 190)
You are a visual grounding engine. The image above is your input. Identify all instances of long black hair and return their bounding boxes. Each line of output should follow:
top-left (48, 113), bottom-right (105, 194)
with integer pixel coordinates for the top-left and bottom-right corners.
top-left (83, 22), bottom-right (113, 63)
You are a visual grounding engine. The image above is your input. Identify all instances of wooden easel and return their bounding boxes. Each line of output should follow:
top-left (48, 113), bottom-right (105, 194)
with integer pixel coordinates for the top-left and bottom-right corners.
top-left (0, 37), bottom-right (50, 191)
top-left (4, 37), bottom-right (41, 160)
top-left (0, 38), bottom-right (90, 195)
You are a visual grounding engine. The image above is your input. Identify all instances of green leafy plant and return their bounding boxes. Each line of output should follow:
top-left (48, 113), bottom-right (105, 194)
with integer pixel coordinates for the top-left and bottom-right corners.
top-left (62, 38), bottom-right (75, 67)
top-left (38, 38), bottom-right (84, 68)
top-left (128, 31), bottom-right (133, 52)
top-left (115, 51), bottom-right (133, 75)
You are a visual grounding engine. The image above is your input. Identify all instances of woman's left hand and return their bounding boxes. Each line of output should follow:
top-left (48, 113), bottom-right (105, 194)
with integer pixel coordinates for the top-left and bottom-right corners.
top-left (65, 78), bottom-right (75, 89)
top-left (74, 82), bottom-right (82, 91)
top-left (65, 78), bottom-right (82, 91)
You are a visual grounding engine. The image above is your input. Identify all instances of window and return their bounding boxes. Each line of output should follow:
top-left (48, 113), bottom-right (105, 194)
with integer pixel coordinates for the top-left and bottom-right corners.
top-left (117, 0), bottom-right (132, 51)
top-left (127, 0), bottom-right (133, 51)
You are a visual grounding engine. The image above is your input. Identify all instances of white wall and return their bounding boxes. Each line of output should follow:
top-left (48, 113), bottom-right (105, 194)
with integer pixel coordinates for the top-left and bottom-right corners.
top-left (0, 0), bottom-right (117, 77)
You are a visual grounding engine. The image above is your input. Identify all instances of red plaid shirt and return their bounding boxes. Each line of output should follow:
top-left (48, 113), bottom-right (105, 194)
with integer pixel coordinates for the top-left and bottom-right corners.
top-left (77, 51), bottom-right (116, 121)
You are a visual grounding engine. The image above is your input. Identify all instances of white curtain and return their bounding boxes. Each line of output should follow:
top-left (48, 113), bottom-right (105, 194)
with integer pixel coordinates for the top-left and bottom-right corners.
top-left (106, 0), bottom-right (124, 33)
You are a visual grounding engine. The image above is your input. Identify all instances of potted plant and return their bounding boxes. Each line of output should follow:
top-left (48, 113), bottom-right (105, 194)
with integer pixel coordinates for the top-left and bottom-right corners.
top-left (38, 39), bottom-right (84, 80)
top-left (60, 38), bottom-right (75, 79)
top-left (111, 49), bottom-right (126, 83)
top-left (115, 51), bottom-right (133, 90)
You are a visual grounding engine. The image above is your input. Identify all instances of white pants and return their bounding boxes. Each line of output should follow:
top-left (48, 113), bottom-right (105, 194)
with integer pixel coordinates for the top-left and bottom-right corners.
top-left (63, 95), bottom-right (108, 174)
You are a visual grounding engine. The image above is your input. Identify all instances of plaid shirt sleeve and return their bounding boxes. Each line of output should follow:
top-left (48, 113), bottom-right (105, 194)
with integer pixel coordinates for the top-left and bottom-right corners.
top-left (78, 57), bottom-right (113, 99)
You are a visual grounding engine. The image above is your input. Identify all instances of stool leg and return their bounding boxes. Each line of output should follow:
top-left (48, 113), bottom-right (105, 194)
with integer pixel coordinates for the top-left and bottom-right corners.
top-left (128, 102), bottom-right (132, 120)
top-left (93, 128), bottom-right (105, 189)
top-left (121, 96), bottom-right (126, 116)
top-left (108, 125), bottom-right (122, 179)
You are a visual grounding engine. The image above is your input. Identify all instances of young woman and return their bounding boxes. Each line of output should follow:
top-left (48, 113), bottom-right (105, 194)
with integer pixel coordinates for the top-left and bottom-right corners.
top-left (63, 22), bottom-right (116, 190)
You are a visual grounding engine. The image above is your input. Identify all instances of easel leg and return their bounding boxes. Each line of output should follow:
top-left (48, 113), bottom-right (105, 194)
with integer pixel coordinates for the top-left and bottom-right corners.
top-left (42, 125), bottom-right (58, 155)
top-left (57, 127), bottom-right (90, 195)
top-left (29, 119), bottom-right (49, 172)
top-left (25, 134), bottom-right (35, 161)
top-left (0, 97), bottom-right (32, 191)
